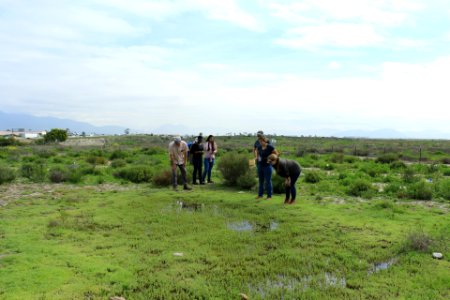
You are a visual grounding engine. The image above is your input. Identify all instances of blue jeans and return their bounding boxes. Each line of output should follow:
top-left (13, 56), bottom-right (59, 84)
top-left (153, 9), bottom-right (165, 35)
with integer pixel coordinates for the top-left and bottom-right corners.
top-left (258, 165), bottom-right (273, 197)
top-left (286, 171), bottom-right (301, 200)
top-left (202, 158), bottom-right (215, 182)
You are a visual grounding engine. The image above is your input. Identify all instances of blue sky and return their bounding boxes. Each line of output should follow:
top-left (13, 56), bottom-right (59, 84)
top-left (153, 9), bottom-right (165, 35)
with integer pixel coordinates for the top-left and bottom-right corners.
top-left (1, 0), bottom-right (450, 137)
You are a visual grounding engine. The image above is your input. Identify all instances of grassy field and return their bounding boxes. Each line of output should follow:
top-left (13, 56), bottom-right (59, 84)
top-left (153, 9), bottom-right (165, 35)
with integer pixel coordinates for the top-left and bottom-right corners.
top-left (0, 135), bottom-right (449, 299)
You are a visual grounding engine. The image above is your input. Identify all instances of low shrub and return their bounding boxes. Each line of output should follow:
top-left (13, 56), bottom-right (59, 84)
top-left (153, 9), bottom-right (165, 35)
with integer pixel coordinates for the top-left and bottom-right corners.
top-left (426, 164), bottom-right (439, 174)
top-left (64, 165), bottom-right (83, 183)
top-left (114, 166), bottom-right (153, 183)
top-left (330, 153), bottom-right (344, 163)
top-left (21, 162), bottom-right (47, 182)
top-left (401, 229), bottom-right (433, 252)
top-left (441, 157), bottom-right (450, 164)
top-left (86, 156), bottom-right (107, 165)
top-left (407, 180), bottom-right (433, 200)
top-left (437, 178), bottom-right (450, 200)
top-left (236, 170), bottom-right (257, 190)
top-left (48, 165), bottom-right (83, 183)
top-left (271, 174), bottom-right (284, 194)
top-left (218, 152), bottom-right (249, 186)
top-left (152, 168), bottom-right (192, 187)
top-left (402, 167), bottom-right (416, 183)
top-left (343, 156), bottom-right (357, 163)
top-left (111, 159), bottom-right (126, 168)
top-left (110, 150), bottom-right (129, 160)
top-left (442, 168), bottom-right (450, 176)
top-left (384, 182), bottom-right (402, 195)
top-left (36, 149), bottom-right (55, 158)
top-left (152, 169), bottom-right (173, 187)
top-left (390, 161), bottom-right (407, 169)
top-left (322, 163), bottom-right (334, 171)
top-left (49, 167), bottom-right (65, 183)
top-left (347, 179), bottom-right (376, 197)
top-left (353, 148), bottom-right (369, 156)
top-left (295, 148), bottom-right (305, 157)
top-left (376, 153), bottom-right (399, 164)
top-left (304, 171), bottom-right (321, 183)
top-left (0, 166), bottom-right (16, 184)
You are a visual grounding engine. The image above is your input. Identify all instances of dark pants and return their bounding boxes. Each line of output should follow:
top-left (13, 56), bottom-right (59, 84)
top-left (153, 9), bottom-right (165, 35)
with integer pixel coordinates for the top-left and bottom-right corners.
top-left (258, 165), bottom-right (273, 197)
top-left (202, 158), bottom-right (215, 182)
top-left (172, 164), bottom-right (187, 187)
top-left (192, 157), bottom-right (203, 183)
top-left (286, 171), bottom-right (301, 200)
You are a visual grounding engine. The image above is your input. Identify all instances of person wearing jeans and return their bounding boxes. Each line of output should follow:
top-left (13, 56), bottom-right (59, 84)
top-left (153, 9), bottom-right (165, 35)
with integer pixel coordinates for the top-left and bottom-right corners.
top-left (268, 153), bottom-right (302, 204)
top-left (256, 136), bottom-right (277, 200)
top-left (202, 135), bottom-right (217, 183)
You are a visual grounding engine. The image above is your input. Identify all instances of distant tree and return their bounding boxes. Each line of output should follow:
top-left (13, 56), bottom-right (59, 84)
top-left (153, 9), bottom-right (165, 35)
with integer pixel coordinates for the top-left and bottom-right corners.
top-left (81, 131), bottom-right (86, 137)
top-left (44, 128), bottom-right (68, 143)
top-left (124, 128), bottom-right (130, 135)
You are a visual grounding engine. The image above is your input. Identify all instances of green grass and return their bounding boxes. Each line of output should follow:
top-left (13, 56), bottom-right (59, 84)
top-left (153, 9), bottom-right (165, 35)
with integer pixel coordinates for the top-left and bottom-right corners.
top-left (0, 184), bottom-right (449, 299)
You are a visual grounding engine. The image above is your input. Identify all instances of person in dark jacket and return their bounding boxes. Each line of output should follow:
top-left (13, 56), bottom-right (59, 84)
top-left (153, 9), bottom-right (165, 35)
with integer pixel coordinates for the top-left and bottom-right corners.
top-left (189, 135), bottom-right (204, 184)
top-left (268, 154), bottom-right (302, 204)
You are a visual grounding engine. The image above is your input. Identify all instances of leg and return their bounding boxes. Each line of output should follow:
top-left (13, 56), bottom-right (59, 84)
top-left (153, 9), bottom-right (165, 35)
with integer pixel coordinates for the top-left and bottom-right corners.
top-left (192, 160), bottom-right (198, 184)
top-left (289, 172), bottom-right (300, 203)
top-left (198, 158), bottom-right (203, 183)
top-left (171, 162), bottom-right (178, 189)
top-left (257, 166), bottom-right (264, 197)
top-left (202, 158), bottom-right (209, 183)
top-left (178, 164), bottom-right (188, 186)
top-left (264, 166), bottom-right (273, 198)
top-left (207, 159), bottom-right (215, 182)
top-left (285, 183), bottom-right (291, 203)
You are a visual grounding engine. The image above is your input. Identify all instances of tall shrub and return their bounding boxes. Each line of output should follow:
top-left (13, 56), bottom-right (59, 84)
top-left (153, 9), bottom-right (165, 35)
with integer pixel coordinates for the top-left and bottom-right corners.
top-left (218, 152), bottom-right (249, 185)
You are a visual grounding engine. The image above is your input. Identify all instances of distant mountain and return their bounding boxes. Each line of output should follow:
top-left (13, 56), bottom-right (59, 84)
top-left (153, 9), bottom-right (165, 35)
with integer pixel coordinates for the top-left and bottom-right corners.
top-left (0, 111), bottom-right (128, 135)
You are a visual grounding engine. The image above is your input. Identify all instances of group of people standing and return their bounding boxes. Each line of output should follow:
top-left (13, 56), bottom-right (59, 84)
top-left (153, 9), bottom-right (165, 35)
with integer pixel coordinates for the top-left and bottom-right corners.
top-left (168, 134), bottom-right (217, 191)
top-left (168, 130), bottom-right (302, 204)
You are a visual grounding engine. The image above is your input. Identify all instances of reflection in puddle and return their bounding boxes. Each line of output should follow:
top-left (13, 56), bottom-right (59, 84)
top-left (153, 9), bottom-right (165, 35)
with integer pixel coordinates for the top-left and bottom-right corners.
top-left (227, 221), bottom-right (279, 232)
top-left (248, 273), bottom-right (346, 297)
top-left (368, 258), bottom-right (397, 274)
top-left (324, 272), bottom-right (346, 287)
top-left (176, 201), bottom-right (203, 212)
top-left (228, 220), bottom-right (253, 232)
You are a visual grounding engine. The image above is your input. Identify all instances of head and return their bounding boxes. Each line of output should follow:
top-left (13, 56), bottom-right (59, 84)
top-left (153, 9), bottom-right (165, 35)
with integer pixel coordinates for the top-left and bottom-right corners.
top-left (173, 136), bottom-right (182, 145)
top-left (267, 153), bottom-right (278, 165)
top-left (197, 135), bottom-right (203, 143)
top-left (206, 135), bottom-right (214, 142)
top-left (258, 136), bottom-right (269, 146)
top-left (256, 130), bottom-right (264, 138)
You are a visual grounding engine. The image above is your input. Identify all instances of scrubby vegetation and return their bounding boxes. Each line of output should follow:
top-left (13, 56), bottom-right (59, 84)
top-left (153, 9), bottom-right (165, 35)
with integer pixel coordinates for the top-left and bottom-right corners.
top-left (0, 134), bottom-right (449, 299)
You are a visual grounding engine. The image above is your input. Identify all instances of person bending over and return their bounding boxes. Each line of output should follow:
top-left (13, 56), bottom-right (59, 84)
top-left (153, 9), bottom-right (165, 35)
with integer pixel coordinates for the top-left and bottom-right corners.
top-left (268, 154), bottom-right (302, 204)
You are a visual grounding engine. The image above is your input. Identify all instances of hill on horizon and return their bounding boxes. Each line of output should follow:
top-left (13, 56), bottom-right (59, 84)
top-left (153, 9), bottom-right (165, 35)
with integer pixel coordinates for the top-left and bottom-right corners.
top-left (0, 111), bottom-right (128, 135)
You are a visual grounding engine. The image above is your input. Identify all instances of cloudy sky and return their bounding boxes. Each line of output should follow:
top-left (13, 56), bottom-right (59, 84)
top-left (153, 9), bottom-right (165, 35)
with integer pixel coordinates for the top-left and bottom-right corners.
top-left (1, 0), bottom-right (450, 137)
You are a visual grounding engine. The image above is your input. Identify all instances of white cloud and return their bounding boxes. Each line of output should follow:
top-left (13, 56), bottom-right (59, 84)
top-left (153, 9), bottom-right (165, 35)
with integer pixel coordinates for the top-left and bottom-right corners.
top-left (328, 61), bottom-right (342, 69)
top-left (275, 23), bottom-right (384, 49)
top-left (93, 0), bottom-right (263, 31)
top-left (266, 0), bottom-right (421, 26)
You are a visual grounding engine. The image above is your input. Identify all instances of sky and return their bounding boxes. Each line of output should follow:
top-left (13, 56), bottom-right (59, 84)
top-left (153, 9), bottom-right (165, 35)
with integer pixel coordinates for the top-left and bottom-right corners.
top-left (1, 0), bottom-right (450, 137)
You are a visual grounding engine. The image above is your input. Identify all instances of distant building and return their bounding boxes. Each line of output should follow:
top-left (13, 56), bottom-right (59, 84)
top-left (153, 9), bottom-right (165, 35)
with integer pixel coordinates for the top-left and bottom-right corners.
top-left (0, 130), bottom-right (46, 139)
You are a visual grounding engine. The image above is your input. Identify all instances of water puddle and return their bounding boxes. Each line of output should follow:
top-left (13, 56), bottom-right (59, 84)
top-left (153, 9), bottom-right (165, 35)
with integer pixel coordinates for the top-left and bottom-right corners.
top-left (175, 200), bottom-right (203, 212)
top-left (324, 272), bottom-right (346, 287)
top-left (227, 220), bottom-right (279, 232)
top-left (248, 273), bottom-right (346, 297)
top-left (368, 258), bottom-right (397, 275)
